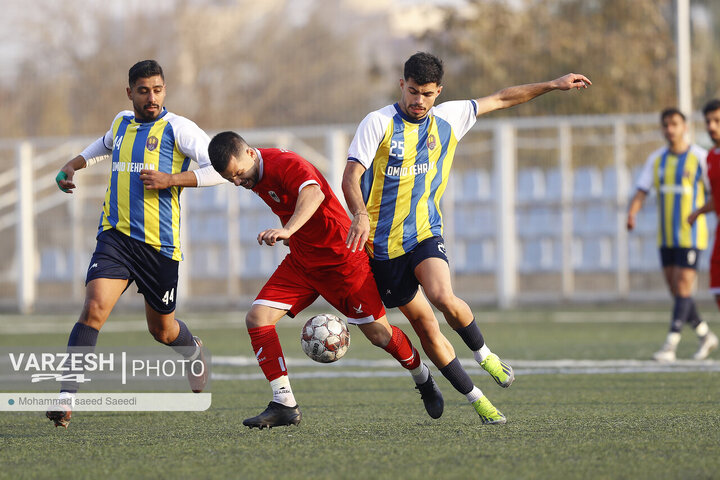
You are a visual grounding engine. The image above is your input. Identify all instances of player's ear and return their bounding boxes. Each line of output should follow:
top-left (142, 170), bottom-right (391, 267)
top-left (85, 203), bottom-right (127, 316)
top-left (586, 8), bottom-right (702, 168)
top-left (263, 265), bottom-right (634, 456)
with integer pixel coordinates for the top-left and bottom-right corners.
top-left (126, 87), bottom-right (132, 100)
top-left (436, 85), bottom-right (443, 97)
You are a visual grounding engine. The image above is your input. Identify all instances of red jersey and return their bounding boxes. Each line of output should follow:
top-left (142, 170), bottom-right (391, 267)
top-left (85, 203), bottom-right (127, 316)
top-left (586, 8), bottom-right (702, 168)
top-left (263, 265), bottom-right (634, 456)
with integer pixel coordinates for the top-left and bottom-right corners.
top-left (252, 148), bottom-right (363, 270)
top-left (708, 147), bottom-right (720, 217)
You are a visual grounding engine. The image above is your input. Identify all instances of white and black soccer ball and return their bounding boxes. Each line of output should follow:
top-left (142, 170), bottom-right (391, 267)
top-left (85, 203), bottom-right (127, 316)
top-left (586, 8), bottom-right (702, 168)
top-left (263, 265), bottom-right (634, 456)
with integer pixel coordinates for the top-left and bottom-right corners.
top-left (300, 314), bottom-right (350, 363)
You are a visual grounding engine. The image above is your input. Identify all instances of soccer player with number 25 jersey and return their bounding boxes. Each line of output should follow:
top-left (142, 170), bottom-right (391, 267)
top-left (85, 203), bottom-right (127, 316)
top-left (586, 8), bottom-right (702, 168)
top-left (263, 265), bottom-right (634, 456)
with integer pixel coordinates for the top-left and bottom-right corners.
top-left (343, 52), bottom-right (591, 424)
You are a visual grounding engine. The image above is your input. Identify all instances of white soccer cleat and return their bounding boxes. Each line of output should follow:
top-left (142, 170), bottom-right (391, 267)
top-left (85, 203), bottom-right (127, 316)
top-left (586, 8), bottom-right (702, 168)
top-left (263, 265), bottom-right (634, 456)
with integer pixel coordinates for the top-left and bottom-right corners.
top-left (693, 332), bottom-right (719, 360)
top-left (652, 343), bottom-right (677, 363)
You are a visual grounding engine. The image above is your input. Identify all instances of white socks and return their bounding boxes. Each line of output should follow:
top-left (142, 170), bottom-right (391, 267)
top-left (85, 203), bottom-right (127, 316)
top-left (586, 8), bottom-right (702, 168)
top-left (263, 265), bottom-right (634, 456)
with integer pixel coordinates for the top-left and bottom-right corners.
top-left (473, 344), bottom-right (492, 363)
top-left (465, 386), bottom-right (483, 404)
top-left (58, 391), bottom-right (75, 407)
top-left (665, 332), bottom-right (682, 347)
top-left (410, 363), bottom-right (430, 385)
top-left (270, 376), bottom-right (297, 407)
top-left (695, 322), bottom-right (710, 337)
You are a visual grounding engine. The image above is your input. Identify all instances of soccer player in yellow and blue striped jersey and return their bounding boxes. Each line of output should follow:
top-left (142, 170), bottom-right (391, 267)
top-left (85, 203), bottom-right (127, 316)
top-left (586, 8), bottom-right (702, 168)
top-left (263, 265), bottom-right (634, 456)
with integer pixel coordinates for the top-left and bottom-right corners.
top-left (628, 107), bottom-right (711, 362)
top-left (48, 60), bottom-right (225, 428)
top-left (343, 52), bottom-right (591, 424)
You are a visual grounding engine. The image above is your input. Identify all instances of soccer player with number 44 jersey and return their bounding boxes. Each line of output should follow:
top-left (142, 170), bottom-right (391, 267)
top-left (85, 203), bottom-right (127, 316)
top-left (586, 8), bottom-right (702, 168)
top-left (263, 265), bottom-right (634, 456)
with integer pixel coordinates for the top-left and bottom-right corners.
top-left (47, 60), bottom-right (226, 428)
top-left (343, 52), bottom-right (591, 424)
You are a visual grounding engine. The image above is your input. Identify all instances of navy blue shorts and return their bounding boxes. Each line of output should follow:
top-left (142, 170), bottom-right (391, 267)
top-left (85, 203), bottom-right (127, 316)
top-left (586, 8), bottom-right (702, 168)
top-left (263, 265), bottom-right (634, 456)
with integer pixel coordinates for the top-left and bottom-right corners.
top-left (369, 235), bottom-right (449, 308)
top-left (659, 247), bottom-right (701, 270)
top-left (86, 229), bottom-right (179, 314)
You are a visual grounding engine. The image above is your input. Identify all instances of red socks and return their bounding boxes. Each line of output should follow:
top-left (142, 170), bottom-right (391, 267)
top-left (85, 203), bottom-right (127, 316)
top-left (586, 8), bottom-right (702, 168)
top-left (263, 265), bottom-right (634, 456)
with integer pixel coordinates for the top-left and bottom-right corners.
top-left (248, 325), bottom-right (288, 382)
top-left (384, 325), bottom-right (421, 370)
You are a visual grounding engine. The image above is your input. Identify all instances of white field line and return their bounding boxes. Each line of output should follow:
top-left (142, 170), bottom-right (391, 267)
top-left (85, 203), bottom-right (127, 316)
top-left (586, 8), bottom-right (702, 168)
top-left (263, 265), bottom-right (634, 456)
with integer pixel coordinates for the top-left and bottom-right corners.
top-left (0, 311), bottom-right (676, 335)
top-left (210, 356), bottom-right (720, 380)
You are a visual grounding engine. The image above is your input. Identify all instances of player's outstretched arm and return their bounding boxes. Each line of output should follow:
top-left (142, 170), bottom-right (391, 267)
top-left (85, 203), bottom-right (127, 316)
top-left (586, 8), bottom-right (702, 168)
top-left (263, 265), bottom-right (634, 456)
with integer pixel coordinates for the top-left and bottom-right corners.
top-left (626, 189), bottom-right (647, 231)
top-left (257, 184), bottom-right (325, 246)
top-left (688, 195), bottom-right (715, 225)
top-left (342, 161), bottom-right (370, 253)
top-left (474, 73), bottom-right (591, 117)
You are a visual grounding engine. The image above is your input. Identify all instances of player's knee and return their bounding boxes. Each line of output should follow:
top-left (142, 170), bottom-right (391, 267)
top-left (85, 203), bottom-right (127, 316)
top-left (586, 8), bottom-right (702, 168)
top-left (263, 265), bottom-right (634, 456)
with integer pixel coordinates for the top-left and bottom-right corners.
top-left (364, 327), bottom-right (391, 348)
top-left (427, 291), bottom-right (456, 313)
top-left (245, 313), bottom-right (261, 329)
top-left (79, 298), bottom-right (110, 329)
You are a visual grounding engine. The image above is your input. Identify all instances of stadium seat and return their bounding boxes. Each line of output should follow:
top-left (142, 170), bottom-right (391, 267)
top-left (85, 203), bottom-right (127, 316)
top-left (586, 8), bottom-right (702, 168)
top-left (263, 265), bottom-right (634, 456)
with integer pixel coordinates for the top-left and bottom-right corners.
top-left (573, 167), bottom-right (603, 199)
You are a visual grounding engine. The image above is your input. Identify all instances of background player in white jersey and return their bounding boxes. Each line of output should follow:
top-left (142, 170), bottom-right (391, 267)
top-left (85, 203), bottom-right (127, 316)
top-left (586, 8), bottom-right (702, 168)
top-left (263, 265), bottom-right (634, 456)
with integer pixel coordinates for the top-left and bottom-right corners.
top-left (343, 52), bottom-right (590, 424)
top-left (628, 108), bottom-right (712, 362)
top-left (48, 60), bottom-right (225, 428)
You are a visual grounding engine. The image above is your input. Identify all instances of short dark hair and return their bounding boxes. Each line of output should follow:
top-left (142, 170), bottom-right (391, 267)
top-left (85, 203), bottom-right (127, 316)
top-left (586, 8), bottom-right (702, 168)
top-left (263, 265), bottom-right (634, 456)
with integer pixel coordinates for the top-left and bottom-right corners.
top-left (128, 60), bottom-right (164, 87)
top-left (660, 107), bottom-right (685, 123)
top-left (404, 52), bottom-right (444, 86)
top-left (208, 131), bottom-right (249, 173)
top-left (703, 99), bottom-right (720, 116)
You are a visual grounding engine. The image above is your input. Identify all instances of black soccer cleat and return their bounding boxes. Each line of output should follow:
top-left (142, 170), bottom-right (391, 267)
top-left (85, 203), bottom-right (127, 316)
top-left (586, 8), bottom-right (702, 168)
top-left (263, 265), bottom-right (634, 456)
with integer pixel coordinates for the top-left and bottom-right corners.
top-left (415, 372), bottom-right (444, 419)
top-left (46, 404), bottom-right (72, 429)
top-left (243, 401), bottom-right (302, 429)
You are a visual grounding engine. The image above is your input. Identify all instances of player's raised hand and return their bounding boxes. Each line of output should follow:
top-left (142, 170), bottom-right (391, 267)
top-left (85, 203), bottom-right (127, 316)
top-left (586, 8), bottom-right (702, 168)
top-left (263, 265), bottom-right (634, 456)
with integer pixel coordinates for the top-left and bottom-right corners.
top-left (346, 212), bottom-right (370, 253)
top-left (140, 169), bottom-right (172, 190)
top-left (552, 73), bottom-right (592, 91)
top-left (258, 228), bottom-right (291, 246)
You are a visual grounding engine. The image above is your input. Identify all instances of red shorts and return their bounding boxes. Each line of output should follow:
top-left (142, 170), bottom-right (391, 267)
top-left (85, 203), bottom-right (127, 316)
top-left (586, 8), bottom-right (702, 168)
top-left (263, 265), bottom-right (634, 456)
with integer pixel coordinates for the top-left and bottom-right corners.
top-left (711, 237), bottom-right (720, 294)
top-left (254, 254), bottom-right (386, 324)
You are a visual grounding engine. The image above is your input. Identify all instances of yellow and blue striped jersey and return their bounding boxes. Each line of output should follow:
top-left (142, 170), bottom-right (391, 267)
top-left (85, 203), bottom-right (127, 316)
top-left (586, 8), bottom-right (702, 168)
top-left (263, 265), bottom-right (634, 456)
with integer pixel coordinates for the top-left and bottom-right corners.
top-left (348, 100), bottom-right (477, 260)
top-left (636, 144), bottom-right (708, 249)
top-left (90, 109), bottom-right (211, 261)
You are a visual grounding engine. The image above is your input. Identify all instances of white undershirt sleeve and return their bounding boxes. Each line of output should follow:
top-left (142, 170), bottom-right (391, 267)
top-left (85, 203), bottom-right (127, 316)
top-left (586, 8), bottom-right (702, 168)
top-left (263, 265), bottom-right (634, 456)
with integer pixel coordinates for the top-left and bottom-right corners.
top-left (169, 115), bottom-right (226, 187)
top-left (80, 136), bottom-right (112, 167)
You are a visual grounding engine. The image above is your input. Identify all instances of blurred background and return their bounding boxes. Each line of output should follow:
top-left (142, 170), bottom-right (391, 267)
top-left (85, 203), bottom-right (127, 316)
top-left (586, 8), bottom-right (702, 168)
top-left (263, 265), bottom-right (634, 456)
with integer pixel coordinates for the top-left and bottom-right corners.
top-left (3, 0), bottom-right (720, 313)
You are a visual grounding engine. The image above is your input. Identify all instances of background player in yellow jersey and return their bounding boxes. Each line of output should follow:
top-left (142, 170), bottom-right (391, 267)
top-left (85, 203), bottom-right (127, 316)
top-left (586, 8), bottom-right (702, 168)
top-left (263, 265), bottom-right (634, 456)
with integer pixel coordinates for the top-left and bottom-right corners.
top-left (48, 60), bottom-right (225, 428)
top-left (343, 52), bottom-right (590, 424)
top-left (627, 108), bottom-right (711, 362)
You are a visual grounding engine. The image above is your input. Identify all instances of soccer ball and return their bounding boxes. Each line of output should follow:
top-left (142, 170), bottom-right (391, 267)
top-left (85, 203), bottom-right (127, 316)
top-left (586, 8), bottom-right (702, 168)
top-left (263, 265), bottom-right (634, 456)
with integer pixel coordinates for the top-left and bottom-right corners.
top-left (300, 314), bottom-right (350, 363)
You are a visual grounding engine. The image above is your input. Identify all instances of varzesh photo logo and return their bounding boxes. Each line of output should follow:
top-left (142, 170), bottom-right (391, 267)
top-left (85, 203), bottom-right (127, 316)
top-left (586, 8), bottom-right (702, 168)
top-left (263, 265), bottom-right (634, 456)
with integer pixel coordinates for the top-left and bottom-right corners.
top-left (0, 346), bottom-right (211, 413)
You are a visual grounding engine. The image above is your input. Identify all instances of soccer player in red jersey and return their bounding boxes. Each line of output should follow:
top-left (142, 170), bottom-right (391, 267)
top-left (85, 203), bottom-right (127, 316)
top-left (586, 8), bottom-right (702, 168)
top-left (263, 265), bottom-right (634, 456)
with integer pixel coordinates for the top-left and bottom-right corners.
top-left (686, 100), bottom-right (720, 360)
top-left (204, 131), bottom-right (444, 428)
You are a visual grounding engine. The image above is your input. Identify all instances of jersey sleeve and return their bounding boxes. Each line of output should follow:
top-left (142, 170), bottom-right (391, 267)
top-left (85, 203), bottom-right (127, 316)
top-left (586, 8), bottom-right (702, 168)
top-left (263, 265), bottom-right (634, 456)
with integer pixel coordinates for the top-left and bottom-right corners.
top-left (169, 115), bottom-right (226, 187)
top-left (282, 154), bottom-right (322, 195)
top-left (432, 100), bottom-right (478, 141)
top-left (635, 149), bottom-right (662, 193)
top-left (692, 145), bottom-right (709, 189)
top-left (347, 110), bottom-right (391, 170)
top-left (79, 110), bottom-right (130, 167)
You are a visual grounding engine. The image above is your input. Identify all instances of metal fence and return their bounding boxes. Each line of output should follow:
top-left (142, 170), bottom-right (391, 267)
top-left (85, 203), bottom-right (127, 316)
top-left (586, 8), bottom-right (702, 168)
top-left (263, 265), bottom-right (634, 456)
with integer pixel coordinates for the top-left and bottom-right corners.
top-left (1, 113), bottom-right (713, 313)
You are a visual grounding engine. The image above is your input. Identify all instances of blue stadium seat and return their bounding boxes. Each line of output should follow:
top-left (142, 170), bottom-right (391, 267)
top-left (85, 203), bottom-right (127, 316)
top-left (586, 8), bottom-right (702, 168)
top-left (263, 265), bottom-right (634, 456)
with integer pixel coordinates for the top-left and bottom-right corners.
top-left (517, 168), bottom-right (546, 201)
top-left (573, 167), bottom-right (603, 199)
